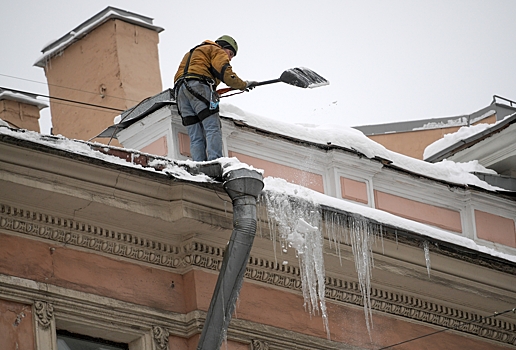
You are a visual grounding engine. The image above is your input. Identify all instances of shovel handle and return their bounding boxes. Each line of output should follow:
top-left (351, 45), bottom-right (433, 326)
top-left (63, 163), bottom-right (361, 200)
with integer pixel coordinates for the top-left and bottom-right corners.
top-left (216, 78), bottom-right (283, 96)
top-left (251, 78), bottom-right (281, 87)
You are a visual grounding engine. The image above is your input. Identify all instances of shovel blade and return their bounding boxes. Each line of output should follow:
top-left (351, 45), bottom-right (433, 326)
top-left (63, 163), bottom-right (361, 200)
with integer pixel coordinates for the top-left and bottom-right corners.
top-left (280, 67), bottom-right (329, 88)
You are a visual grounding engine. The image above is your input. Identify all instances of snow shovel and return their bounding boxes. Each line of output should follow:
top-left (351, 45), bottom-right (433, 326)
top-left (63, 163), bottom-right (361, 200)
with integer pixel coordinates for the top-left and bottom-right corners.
top-left (217, 67), bottom-right (329, 96)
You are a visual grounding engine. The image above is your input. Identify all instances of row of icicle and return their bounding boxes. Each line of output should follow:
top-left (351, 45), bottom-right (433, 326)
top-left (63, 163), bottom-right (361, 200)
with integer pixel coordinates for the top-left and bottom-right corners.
top-left (260, 190), bottom-right (433, 340)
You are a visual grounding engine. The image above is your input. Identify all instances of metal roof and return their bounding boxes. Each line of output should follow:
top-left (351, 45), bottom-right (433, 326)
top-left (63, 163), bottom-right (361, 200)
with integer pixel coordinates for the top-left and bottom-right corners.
top-left (353, 102), bottom-right (516, 135)
top-left (96, 89), bottom-right (175, 139)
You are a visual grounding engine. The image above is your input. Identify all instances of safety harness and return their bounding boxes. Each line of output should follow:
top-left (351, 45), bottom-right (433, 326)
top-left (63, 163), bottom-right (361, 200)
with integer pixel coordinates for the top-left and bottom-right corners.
top-left (175, 43), bottom-right (228, 126)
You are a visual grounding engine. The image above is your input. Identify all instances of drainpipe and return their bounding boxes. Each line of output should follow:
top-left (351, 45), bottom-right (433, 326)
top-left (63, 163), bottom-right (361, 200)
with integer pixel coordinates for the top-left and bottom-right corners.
top-left (197, 167), bottom-right (264, 350)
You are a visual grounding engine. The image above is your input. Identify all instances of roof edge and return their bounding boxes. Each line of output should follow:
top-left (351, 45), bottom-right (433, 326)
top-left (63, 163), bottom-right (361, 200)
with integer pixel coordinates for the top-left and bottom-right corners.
top-left (354, 102), bottom-right (516, 136)
top-left (424, 112), bottom-right (516, 163)
top-left (0, 88), bottom-right (49, 110)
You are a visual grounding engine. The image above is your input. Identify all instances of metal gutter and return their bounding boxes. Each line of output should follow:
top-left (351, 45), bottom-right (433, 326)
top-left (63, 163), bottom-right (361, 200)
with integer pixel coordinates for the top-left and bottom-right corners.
top-left (197, 165), bottom-right (264, 350)
top-left (473, 172), bottom-right (516, 192)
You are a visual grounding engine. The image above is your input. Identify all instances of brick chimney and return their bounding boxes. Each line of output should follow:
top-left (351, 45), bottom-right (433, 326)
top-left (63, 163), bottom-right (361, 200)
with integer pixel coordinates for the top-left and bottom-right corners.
top-left (0, 88), bottom-right (48, 132)
top-left (34, 7), bottom-right (164, 143)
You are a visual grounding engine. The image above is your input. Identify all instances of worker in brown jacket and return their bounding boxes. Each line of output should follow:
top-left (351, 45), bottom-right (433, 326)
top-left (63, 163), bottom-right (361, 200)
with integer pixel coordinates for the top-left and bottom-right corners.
top-left (174, 35), bottom-right (257, 161)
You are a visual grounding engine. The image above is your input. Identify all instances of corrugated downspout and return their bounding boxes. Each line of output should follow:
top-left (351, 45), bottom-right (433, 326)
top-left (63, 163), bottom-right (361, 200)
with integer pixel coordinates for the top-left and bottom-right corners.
top-left (197, 167), bottom-right (264, 350)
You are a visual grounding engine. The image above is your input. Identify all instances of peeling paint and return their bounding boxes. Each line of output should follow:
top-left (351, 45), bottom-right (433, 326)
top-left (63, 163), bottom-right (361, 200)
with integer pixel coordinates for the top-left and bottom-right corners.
top-left (12, 310), bottom-right (25, 327)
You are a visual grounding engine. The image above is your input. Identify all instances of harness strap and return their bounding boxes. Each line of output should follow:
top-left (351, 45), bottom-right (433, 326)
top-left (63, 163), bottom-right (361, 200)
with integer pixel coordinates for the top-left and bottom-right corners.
top-left (181, 106), bottom-right (218, 126)
top-left (175, 43), bottom-right (221, 126)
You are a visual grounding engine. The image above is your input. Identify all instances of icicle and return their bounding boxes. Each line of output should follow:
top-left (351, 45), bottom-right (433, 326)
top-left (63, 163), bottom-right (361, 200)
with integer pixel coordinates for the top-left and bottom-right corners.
top-left (348, 215), bottom-right (375, 337)
top-left (379, 225), bottom-right (385, 255)
top-left (423, 241), bottom-right (431, 278)
top-left (324, 211), bottom-right (345, 265)
top-left (264, 189), bottom-right (384, 341)
top-left (263, 190), bottom-right (330, 339)
top-left (322, 210), bottom-right (379, 340)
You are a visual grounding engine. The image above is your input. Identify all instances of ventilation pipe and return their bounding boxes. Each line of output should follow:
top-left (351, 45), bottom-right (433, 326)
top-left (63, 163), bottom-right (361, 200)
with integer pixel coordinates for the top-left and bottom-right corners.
top-left (197, 167), bottom-right (264, 350)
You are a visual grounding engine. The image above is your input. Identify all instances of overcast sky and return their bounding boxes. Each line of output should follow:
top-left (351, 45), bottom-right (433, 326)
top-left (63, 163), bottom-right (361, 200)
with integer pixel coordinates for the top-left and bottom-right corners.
top-left (1, 0), bottom-right (515, 134)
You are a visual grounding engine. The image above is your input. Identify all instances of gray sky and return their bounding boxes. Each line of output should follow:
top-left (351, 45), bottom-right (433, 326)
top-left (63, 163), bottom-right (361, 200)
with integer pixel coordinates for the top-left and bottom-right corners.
top-left (1, 0), bottom-right (515, 134)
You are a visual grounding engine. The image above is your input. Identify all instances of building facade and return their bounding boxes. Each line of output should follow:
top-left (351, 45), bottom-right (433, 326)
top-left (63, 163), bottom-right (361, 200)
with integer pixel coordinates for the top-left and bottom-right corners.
top-left (1, 6), bottom-right (515, 350)
top-left (1, 109), bottom-right (515, 349)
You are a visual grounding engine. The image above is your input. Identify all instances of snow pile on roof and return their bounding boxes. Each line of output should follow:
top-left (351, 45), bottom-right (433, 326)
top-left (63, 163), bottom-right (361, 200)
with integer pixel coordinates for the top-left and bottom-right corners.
top-left (0, 126), bottom-right (214, 183)
top-left (0, 90), bottom-right (48, 109)
top-left (220, 103), bottom-right (503, 191)
top-left (413, 116), bottom-right (470, 130)
top-left (423, 113), bottom-right (516, 160)
top-left (424, 123), bottom-right (494, 160)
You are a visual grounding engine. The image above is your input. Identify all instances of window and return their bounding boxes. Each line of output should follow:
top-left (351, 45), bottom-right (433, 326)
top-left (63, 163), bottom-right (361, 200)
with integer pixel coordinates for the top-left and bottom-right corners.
top-left (57, 330), bottom-right (129, 350)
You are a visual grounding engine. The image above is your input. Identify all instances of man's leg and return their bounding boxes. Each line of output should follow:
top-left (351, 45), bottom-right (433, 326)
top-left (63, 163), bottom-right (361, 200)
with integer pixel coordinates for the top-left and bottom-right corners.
top-left (186, 81), bottom-right (223, 161)
top-left (177, 83), bottom-right (207, 161)
top-left (186, 123), bottom-right (207, 161)
top-left (202, 114), bottom-right (223, 161)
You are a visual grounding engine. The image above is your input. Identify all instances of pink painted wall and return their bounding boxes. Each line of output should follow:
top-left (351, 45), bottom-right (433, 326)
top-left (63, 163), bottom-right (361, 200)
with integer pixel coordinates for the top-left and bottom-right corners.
top-left (141, 136), bottom-right (168, 156)
top-left (179, 132), bottom-right (191, 157)
top-left (0, 233), bottom-right (188, 314)
top-left (367, 114), bottom-right (498, 160)
top-left (374, 191), bottom-right (462, 233)
top-left (229, 151), bottom-right (324, 193)
top-left (0, 299), bottom-right (35, 350)
top-left (475, 210), bottom-right (516, 248)
top-left (340, 177), bottom-right (368, 204)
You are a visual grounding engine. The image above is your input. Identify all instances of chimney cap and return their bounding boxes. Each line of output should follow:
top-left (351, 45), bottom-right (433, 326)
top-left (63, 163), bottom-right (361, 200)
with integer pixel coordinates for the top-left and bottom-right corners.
top-left (0, 88), bottom-right (49, 110)
top-left (34, 6), bottom-right (164, 68)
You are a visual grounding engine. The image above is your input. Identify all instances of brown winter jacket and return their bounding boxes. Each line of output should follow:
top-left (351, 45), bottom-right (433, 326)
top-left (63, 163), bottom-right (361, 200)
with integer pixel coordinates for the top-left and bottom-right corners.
top-left (174, 40), bottom-right (247, 90)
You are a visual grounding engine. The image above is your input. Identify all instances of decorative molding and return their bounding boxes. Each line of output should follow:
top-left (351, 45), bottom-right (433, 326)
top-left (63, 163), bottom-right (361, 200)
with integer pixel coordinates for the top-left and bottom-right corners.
top-left (1, 203), bottom-right (515, 347)
top-left (152, 326), bottom-right (169, 350)
top-left (0, 204), bottom-right (183, 268)
top-left (34, 300), bottom-right (54, 329)
top-left (251, 339), bottom-right (270, 350)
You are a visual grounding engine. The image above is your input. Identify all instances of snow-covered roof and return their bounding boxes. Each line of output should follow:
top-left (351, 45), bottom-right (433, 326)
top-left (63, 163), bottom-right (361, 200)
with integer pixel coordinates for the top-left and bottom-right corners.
top-left (0, 88), bottom-right (48, 109)
top-left (424, 112), bottom-right (516, 162)
top-left (1, 125), bottom-right (514, 265)
top-left (219, 104), bottom-right (507, 193)
top-left (99, 93), bottom-right (508, 193)
top-left (34, 6), bottom-right (164, 67)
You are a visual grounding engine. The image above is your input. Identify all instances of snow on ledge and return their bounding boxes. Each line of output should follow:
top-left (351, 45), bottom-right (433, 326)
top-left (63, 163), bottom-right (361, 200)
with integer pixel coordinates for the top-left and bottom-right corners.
top-left (0, 126), bottom-right (514, 263)
top-left (264, 177), bottom-right (516, 263)
top-left (0, 90), bottom-right (48, 109)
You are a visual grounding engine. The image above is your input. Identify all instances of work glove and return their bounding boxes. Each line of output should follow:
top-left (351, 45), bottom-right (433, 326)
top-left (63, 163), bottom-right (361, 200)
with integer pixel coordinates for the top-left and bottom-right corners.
top-left (245, 81), bottom-right (259, 91)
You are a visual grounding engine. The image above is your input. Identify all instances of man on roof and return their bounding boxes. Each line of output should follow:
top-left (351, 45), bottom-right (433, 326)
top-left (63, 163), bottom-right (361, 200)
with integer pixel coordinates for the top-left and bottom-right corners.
top-left (174, 35), bottom-right (257, 162)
